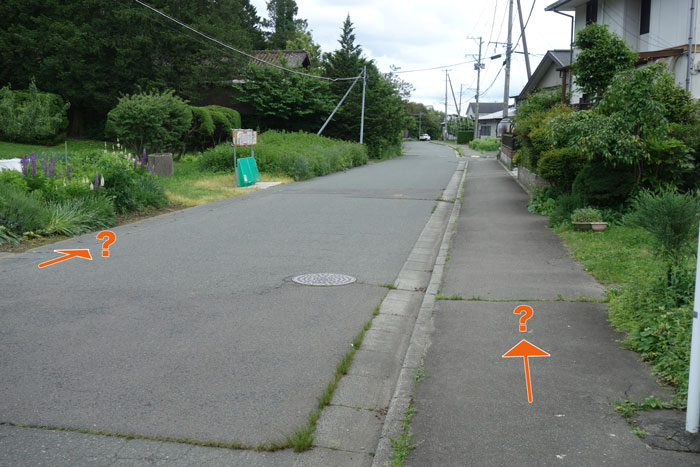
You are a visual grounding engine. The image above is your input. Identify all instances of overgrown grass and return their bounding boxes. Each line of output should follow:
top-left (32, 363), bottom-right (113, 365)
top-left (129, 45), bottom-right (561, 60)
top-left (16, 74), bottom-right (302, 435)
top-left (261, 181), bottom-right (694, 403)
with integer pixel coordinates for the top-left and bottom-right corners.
top-left (158, 160), bottom-right (292, 206)
top-left (198, 130), bottom-right (368, 180)
top-left (556, 223), bottom-right (697, 402)
top-left (0, 139), bottom-right (105, 159)
top-left (468, 136), bottom-right (500, 152)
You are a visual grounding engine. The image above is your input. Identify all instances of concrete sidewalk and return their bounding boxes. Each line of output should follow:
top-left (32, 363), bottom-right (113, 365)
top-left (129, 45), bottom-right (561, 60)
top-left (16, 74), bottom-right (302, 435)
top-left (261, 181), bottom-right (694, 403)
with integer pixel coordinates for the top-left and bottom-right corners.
top-left (406, 159), bottom-right (699, 466)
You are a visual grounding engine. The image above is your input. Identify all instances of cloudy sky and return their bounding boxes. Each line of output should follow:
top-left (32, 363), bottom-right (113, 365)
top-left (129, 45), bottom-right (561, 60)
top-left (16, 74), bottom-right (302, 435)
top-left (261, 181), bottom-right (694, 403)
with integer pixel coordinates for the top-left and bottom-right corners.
top-left (249, 0), bottom-right (573, 113)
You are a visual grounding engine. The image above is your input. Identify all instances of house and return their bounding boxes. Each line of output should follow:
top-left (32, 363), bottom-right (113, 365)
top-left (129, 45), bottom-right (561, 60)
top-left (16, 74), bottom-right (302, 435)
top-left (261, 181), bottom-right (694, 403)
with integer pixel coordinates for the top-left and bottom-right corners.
top-left (478, 107), bottom-right (517, 139)
top-left (516, 49), bottom-right (573, 103)
top-left (252, 50), bottom-right (311, 68)
top-left (465, 102), bottom-right (504, 138)
top-left (545, 0), bottom-right (699, 101)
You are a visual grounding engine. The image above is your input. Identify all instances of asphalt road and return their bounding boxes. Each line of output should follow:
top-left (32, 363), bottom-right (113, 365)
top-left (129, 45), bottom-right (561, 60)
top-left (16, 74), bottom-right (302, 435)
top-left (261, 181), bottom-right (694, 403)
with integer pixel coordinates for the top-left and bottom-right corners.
top-left (0, 141), bottom-right (457, 447)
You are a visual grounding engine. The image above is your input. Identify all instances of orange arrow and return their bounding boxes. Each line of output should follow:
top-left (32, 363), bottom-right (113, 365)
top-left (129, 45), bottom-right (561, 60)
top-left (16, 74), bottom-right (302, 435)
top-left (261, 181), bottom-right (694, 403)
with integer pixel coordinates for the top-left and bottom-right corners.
top-left (38, 249), bottom-right (92, 269)
top-left (502, 339), bottom-right (550, 403)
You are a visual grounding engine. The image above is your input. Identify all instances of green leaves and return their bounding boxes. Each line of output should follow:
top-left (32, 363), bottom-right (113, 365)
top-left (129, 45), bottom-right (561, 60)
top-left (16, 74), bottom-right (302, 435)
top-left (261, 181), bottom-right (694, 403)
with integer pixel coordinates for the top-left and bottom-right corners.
top-left (105, 90), bottom-right (192, 155)
top-left (572, 24), bottom-right (637, 100)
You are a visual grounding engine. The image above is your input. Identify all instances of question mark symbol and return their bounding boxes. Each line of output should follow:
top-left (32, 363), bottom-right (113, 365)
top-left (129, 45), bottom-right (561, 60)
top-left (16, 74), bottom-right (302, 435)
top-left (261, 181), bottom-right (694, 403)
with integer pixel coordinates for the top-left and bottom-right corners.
top-left (514, 305), bottom-right (533, 332)
top-left (96, 230), bottom-right (116, 258)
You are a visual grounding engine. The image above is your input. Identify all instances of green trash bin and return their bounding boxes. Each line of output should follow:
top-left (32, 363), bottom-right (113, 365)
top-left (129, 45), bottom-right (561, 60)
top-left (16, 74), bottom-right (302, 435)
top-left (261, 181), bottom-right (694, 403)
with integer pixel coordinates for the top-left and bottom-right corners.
top-left (237, 157), bottom-right (261, 187)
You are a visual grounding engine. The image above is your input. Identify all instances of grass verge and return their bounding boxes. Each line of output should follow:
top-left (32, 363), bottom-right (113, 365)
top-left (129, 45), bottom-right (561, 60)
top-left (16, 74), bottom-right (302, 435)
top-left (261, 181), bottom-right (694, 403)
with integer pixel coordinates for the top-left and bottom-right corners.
top-left (556, 223), bottom-right (696, 402)
top-left (159, 159), bottom-right (293, 206)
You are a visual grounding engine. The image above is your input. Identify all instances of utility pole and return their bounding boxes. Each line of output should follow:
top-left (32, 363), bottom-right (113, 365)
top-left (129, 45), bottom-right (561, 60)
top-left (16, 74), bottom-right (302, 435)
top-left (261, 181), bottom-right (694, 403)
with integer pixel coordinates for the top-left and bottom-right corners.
top-left (418, 111), bottom-right (422, 136)
top-left (517, 0), bottom-right (532, 79)
top-left (360, 65), bottom-right (367, 144)
top-left (444, 69), bottom-right (449, 141)
top-left (471, 36), bottom-right (484, 140)
top-left (687, 0), bottom-right (696, 93)
top-left (503, 0), bottom-right (514, 119)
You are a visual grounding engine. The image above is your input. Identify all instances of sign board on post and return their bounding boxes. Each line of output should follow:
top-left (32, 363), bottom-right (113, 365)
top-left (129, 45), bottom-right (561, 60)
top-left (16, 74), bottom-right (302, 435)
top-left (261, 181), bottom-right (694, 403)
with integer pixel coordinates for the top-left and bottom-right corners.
top-left (232, 129), bottom-right (257, 146)
top-left (231, 129), bottom-right (257, 187)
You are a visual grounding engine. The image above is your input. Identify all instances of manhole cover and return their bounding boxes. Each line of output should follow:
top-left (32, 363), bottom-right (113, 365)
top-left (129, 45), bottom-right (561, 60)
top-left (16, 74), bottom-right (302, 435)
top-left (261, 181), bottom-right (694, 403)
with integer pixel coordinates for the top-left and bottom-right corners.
top-left (292, 273), bottom-right (357, 286)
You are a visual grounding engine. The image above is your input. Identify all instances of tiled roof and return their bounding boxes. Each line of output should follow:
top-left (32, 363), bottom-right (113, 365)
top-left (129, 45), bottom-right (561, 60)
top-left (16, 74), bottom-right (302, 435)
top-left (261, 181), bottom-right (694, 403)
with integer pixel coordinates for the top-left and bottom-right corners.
top-left (252, 50), bottom-right (311, 68)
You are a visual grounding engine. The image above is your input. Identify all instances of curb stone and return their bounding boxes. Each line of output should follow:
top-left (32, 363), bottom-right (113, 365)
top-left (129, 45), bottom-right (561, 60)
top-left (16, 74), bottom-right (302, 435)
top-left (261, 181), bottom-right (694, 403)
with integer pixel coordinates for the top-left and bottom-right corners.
top-left (370, 162), bottom-right (468, 467)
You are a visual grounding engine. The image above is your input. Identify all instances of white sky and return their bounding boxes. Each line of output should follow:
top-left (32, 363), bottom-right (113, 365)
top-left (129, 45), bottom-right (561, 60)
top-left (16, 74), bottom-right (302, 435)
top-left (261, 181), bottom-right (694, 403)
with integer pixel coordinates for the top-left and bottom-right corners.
top-left (248, 0), bottom-right (573, 113)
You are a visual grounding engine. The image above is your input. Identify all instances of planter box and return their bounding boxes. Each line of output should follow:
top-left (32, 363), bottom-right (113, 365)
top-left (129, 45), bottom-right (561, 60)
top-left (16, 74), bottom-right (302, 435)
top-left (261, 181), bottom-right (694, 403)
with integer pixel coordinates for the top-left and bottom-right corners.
top-left (572, 221), bottom-right (608, 232)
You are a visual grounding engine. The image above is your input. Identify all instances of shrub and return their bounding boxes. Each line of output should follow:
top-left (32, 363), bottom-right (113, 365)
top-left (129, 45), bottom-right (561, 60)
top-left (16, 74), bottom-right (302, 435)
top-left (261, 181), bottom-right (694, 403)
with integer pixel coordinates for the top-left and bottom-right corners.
top-left (469, 137), bottom-right (500, 152)
top-left (537, 148), bottom-right (588, 194)
top-left (571, 207), bottom-right (603, 222)
top-left (44, 196), bottom-right (115, 237)
top-left (0, 82), bottom-right (70, 145)
top-left (548, 192), bottom-right (585, 227)
top-left (571, 159), bottom-right (636, 208)
top-left (0, 182), bottom-right (48, 234)
top-left (105, 90), bottom-right (192, 156)
top-left (527, 188), bottom-right (557, 216)
top-left (457, 130), bottom-right (473, 144)
top-left (624, 189), bottom-right (700, 267)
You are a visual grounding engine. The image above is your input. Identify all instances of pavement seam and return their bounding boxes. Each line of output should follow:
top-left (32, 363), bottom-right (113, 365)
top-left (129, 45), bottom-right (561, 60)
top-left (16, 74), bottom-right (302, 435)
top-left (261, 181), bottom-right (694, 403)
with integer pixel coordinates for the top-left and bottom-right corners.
top-left (370, 162), bottom-right (469, 467)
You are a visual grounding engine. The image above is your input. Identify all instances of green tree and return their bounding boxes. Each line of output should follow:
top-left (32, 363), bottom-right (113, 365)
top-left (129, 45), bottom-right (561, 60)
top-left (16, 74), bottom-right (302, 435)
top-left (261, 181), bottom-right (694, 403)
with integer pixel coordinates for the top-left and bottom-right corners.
top-left (263, 0), bottom-right (300, 49)
top-left (0, 0), bottom-right (264, 137)
top-left (551, 64), bottom-right (699, 189)
top-left (105, 90), bottom-right (192, 156)
top-left (286, 20), bottom-right (322, 68)
top-left (232, 66), bottom-right (333, 133)
top-left (321, 15), bottom-right (406, 158)
top-left (572, 23), bottom-right (637, 101)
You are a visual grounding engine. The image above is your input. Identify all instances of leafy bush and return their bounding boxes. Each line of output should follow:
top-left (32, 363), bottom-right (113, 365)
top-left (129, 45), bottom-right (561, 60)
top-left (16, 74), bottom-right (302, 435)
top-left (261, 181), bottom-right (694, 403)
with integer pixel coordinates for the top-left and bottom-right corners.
top-left (571, 207), bottom-right (603, 222)
top-left (0, 182), bottom-right (48, 234)
top-left (609, 261), bottom-right (695, 398)
top-left (537, 148), bottom-right (588, 194)
top-left (0, 82), bottom-right (70, 145)
top-left (527, 187), bottom-right (557, 215)
top-left (105, 90), bottom-right (192, 156)
top-left (624, 189), bottom-right (700, 267)
top-left (548, 192), bottom-right (585, 227)
top-left (457, 130), bottom-right (473, 144)
top-left (182, 105), bottom-right (242, 154)
top-left (572, 23), bottom-right (637, 100)
top-left (571, 159), bottom-right (636, 208)
top-left (44, 196), bottom-right (115, 236)
top-left (469, 137), bottom-right (500, 152)
top-left (199, 130), bottom-right (368, 180)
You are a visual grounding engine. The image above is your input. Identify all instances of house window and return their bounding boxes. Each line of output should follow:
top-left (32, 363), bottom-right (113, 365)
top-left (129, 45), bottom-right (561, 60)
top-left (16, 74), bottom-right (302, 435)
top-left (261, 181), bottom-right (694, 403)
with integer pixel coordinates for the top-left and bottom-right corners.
top-left (586, 0), bottom-right (598, 24)
top-left (480, 125), bottom-right (491, 137)
top-left (640, 0), bottom-right (651, 34)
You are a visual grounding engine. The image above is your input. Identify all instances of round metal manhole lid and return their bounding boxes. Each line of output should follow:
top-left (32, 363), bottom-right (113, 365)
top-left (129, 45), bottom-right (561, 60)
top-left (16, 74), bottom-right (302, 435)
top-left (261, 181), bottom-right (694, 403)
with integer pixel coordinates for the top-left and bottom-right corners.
top-left (292, 273), bottom-right (357, 286)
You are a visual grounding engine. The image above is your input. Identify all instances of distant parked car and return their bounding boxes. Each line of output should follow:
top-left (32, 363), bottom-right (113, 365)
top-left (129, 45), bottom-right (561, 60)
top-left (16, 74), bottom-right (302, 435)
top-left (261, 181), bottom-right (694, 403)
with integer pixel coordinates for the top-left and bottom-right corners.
top-left (419, 134), bottom-right (431, 141)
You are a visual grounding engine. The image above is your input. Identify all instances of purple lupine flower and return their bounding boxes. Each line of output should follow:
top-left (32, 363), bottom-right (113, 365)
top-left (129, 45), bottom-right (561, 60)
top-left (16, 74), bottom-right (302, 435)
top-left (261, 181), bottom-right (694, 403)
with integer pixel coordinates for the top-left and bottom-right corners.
top-left (150, 166), bottom-right (155, 176)
top-left (67, 165), bottom-right (71, 181)
top-left (20, 156), bottom-right (28, 176)
top-left (50, 155), bottom-right (56, 178)
top-left (95, 172), bottom-right (100, 188)
top-left (31, 158), bottom-right (36, 177)
top-left (141, 148), bottom-right (147, 168)
top-left (133, 158), bottom-right (138, 169)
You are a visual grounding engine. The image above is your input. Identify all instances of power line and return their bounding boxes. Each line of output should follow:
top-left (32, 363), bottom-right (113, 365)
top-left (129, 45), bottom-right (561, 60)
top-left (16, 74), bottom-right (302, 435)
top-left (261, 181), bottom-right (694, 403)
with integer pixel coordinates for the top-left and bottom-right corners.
top-left (488, 1), bottom-right (500, 46)
top-left (392, 59), bottom-right (477, 74)
top-left (132, 0), bottom-right (359, 81)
